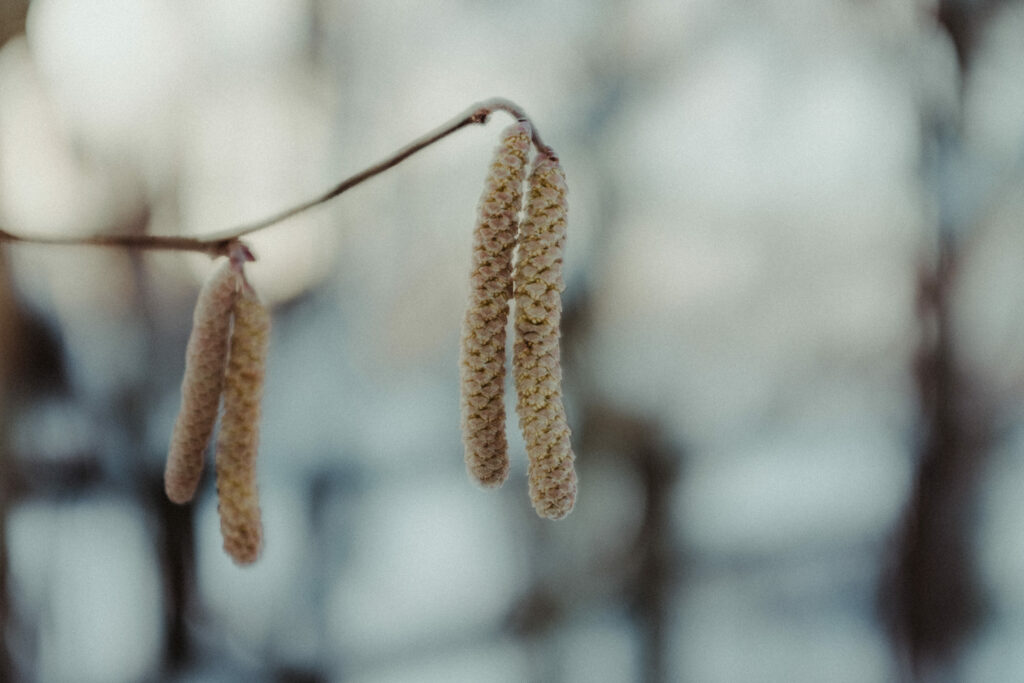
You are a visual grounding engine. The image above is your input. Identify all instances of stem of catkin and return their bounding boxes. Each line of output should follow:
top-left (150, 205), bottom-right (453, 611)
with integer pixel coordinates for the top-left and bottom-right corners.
top-left (165, 260), bottom-right (239, 504)
top-left (216, 284), bottom-right (270, 565)
top-left (513, 153), bottom-right (577, 520)
top-left (460, 122), bottom-right (532, 487)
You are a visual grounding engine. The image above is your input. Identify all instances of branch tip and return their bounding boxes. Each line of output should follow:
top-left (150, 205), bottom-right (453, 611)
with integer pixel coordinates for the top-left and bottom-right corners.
top-left (470, 107), bottom-right (491, 125)
top-left (227, 241), bottom-right (255, 267)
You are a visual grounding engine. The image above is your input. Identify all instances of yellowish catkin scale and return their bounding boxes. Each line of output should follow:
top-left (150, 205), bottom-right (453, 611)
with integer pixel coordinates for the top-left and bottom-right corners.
top-left (513, 153), bottom-right (576, 520)
top-left (460, 122), bottom-right (532, 487)
top-left (216, 285), bottom-right (270, 565)
top-left (165, 261), bottom-right (239, 504)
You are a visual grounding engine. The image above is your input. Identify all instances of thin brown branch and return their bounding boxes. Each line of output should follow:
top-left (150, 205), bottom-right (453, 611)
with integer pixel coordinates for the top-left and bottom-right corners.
top-left (0, 229), bottom-right (219, 254)
top-left (0, 98), bottom-right (555, 258)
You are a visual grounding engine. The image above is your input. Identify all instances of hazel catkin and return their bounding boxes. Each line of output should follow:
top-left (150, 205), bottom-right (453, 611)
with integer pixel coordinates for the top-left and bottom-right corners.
top-left (165, 260), bottom-right (239, 504)
top-left (460, 122), bottom-right (532, 488)
top-left (513, 153), bottom-right (577, 520)
top-left (215, 284), bottom-right (271, 565)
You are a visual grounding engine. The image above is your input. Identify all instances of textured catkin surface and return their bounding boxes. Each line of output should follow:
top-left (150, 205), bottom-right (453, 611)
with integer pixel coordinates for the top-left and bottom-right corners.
top-left (460, 122), bottom-right (532, 487)
top-left (165, 261), bottom-right (239, 504)
top-left (216, 286), bottom-right (270, 565)
top-left (513, 155), bottom-right (577, 519)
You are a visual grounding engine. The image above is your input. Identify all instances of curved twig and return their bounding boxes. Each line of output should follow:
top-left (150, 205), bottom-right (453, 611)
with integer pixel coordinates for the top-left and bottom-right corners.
top-left (0, 98), bottom-right (555, 258)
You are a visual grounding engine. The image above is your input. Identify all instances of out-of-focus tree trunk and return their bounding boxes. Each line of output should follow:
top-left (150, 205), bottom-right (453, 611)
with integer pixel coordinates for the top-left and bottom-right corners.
top-left (0, 1), bottom-right (27, 44)
top-left (884, 2), bottom-right (1013, 679)
top-left (0, 255), bottom-right (22, 683)
top-left (0, 6), bottom-right (32, 679)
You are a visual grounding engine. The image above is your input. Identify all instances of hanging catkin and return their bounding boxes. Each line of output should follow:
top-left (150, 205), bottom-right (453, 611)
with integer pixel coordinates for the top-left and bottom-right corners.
top-left (513, 153), bottom-right (576, 519)
top-left (216, 284), bottom-right (270, 565)
top-left (460, 122), bottom-right (532, 487)
top-left (165, 260), bottom-right (239, 504)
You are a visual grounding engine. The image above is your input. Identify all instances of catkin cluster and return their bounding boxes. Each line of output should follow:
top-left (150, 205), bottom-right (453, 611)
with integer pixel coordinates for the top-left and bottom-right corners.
top-left (459, 128), bottom-right (577, 519)
top-left (165, 257), bottom-right (270, 565)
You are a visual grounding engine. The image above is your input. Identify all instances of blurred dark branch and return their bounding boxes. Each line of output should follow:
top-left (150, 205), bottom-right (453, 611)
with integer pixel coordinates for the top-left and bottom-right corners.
top-left (0, 1), bottom-right (27, 48)
top-left (504, 404), bottom-right (683, 683)
top-left (504, 273), bottom-right (684, 683)
top-left (933, 0), bottom-right (1011, 74)
top-left (583, 407), bottom-right (681, 683)
top-left (156, 480), bottom-right (196, 669)
top-left (124, 241), bottom-right (202, 672)
top-left (0, 254), bottom-right (64, 682)
top-left (0, 256), bottom-right (20, 683)
top-left (882, 3), bottom-right (1010, 678)
top-left (884, 245), bottom-right (992, 680)
top-left (0, 9), bottom-right (32, 679)
top-left (0, 97), bottom-right (555, 258)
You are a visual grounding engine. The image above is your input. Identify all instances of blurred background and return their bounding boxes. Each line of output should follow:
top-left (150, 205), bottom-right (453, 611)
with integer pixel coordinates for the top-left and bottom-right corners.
top-left (0, 0), bottom-right (1023, 681)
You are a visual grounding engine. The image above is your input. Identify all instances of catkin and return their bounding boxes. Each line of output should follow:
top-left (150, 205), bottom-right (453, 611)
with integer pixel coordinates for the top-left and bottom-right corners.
top-left (513, 153), bottom-right (576, 520)
top-left (216, 285), bottom-right (270, 565)
top-left (460, 122), bottom-right (532, 487)
top-left (165, 260), bottom-right (239, 504)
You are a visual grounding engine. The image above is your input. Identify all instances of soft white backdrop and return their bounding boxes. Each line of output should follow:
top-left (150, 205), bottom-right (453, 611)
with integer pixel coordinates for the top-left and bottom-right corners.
top-left (1, 0), bottom-right (1024, 681)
